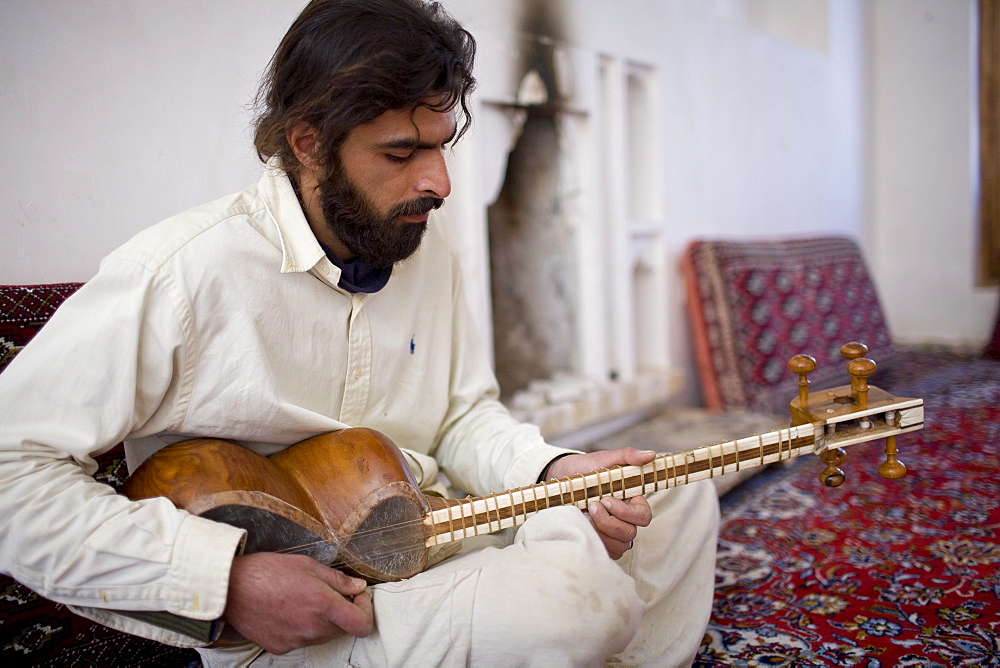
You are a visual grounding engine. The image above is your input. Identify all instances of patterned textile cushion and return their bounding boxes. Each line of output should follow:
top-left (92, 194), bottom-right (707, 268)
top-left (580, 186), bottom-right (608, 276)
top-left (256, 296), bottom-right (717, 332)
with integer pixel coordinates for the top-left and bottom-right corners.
top-left (0, 282), bottom-right (83, 372)
top-left (0, 283), bottom-right (200, 666)
top-left (683, 236), bottom-right (896, 413)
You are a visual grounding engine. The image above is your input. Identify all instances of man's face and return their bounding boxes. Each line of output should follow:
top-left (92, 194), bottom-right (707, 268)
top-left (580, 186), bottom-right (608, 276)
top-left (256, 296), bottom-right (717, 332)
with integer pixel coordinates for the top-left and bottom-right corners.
top-left (320, 104), bottom-right (456, 267)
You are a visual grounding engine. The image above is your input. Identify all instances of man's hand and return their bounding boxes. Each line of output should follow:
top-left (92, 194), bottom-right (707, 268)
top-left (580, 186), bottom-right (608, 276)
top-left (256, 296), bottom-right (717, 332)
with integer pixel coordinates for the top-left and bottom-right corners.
top-left (224, 552), bottom-right (373, 655)
top-left (544, 448), bottom-right (656, 560)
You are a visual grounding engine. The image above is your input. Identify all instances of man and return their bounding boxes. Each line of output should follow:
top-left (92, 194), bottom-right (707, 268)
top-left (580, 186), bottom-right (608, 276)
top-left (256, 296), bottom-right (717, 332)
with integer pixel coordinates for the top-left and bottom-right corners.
top-left (0, 1), bottom-right (719, 665)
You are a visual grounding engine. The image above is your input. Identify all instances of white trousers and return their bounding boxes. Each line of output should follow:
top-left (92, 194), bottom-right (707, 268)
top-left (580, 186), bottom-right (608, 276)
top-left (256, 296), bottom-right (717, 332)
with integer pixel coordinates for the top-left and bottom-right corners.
top-left (201, 480), bottom-right (719, 668)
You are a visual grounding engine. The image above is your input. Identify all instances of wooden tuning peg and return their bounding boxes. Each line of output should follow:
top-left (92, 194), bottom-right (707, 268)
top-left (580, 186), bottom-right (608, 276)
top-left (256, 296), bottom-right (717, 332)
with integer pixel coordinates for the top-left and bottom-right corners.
top-left (840, 341), bottom-right (869, 361)
top-left (788, 354), bottom-right (817, 406)
top-left (818, 448), bottom-right (847, 487)
top-left (847, 357), bottom-right (876, 412)
top-left (878, 434), bottom-right (907, 480)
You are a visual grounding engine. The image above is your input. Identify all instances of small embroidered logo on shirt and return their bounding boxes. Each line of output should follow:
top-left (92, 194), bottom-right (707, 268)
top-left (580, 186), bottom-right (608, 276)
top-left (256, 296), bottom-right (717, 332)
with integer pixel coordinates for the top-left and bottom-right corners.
top-left (410, 336), bottom-right (416, 355)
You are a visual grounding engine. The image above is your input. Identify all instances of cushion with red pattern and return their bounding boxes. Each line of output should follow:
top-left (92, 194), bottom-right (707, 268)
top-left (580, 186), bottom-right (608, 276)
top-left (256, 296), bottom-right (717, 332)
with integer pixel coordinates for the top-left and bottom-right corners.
top-left (683, 236), bottom-right (897, 413)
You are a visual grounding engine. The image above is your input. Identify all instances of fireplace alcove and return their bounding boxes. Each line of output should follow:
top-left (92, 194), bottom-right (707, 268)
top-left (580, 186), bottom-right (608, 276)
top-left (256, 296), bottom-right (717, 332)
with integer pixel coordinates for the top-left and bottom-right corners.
top-left (439, 27), bottom-right (676, 447)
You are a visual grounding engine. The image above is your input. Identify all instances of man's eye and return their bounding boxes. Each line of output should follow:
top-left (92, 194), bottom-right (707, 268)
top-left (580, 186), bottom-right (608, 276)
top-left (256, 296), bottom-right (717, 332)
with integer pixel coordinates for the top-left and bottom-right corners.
top-left (386, 153), bottom-right (412, 164)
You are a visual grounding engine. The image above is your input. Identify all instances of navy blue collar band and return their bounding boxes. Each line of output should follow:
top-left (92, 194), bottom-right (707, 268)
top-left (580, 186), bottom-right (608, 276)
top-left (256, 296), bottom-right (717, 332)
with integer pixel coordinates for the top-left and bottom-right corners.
top-left (320, 244), bottom-right (392, 293)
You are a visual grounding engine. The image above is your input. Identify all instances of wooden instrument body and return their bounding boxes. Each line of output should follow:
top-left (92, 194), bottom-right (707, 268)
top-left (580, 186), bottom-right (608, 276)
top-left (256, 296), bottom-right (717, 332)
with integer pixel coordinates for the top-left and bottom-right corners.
top-left (123, 428), bottom-right (430, 583)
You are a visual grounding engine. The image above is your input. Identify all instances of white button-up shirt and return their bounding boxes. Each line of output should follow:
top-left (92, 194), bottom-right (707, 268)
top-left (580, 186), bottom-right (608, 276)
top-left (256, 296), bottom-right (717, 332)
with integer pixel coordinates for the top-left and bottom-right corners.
top-left (0, 161), bottom-right (571, 646)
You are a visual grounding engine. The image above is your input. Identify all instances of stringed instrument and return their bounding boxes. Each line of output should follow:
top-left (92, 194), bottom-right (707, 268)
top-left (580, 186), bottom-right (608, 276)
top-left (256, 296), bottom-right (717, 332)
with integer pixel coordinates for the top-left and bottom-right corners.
top-left (123, 343), bottom-right (923, 586)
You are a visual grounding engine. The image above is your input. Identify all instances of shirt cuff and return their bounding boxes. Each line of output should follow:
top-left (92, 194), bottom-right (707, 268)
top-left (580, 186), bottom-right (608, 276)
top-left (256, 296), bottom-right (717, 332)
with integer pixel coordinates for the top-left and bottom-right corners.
top-left (68, 513), bottom-right (246, 648)
top-left (167, 513), bottom-right (247, 620)
top-left (536, 452), bottom-right (577, 483)
top-left (507, 442), bottom-right (582, 490)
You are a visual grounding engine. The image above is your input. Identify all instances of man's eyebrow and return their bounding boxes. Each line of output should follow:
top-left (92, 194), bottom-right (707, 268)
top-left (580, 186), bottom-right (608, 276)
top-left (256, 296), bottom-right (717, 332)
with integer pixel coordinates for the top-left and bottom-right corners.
top-left (376, 137), bottom-right (438, 151)
top-left (376, 124), bottom-right (459, 151)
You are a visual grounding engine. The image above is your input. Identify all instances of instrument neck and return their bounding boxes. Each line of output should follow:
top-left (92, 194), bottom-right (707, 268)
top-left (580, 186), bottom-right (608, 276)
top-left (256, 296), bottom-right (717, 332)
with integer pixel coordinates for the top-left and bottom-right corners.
top-left (425, 423), bottom-right (818, 547)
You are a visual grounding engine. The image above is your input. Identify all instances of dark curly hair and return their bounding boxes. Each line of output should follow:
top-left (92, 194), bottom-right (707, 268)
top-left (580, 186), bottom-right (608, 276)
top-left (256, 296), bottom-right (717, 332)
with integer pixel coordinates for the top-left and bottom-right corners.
top-left (253, 0), bottom-right (476, 180)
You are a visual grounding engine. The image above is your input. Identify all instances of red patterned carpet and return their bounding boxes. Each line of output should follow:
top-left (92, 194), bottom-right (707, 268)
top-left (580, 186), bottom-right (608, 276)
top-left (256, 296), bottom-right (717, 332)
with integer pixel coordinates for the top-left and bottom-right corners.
top-left (695, 351), bottom-right (1000, 666)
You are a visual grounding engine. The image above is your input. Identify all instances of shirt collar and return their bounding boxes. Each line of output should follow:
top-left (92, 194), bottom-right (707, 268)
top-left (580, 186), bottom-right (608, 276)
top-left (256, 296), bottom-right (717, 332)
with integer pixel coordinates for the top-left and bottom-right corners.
top-left (258, 157), bottom-right (329, 276)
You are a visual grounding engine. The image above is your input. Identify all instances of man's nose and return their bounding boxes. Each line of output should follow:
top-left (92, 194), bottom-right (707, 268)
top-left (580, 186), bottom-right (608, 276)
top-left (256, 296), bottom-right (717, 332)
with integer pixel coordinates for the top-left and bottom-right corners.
top-left (415, 152), bottom-right (451, 199)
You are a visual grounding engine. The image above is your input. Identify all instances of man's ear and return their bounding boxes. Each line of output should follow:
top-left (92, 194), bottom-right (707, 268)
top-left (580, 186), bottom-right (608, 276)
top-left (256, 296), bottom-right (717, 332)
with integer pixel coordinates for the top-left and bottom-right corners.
top-left (287, 122), bottom-right (322, 173)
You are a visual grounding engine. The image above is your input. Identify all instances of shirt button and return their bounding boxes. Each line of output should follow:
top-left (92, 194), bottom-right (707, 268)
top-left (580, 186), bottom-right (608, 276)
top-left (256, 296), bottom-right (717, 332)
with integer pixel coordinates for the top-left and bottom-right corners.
top-left (354, 368), bottom-right (363, 379)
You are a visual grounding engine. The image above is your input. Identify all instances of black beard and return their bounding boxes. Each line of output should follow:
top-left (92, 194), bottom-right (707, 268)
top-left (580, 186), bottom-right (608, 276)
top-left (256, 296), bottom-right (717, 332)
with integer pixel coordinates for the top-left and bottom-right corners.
top-left (319, 173), bottom-right (442, 268)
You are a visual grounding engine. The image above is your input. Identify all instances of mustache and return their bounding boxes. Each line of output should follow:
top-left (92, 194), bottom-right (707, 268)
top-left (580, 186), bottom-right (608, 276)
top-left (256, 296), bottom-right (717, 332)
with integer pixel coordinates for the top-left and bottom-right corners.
top-left (389, 196), bottom-right (444, 219)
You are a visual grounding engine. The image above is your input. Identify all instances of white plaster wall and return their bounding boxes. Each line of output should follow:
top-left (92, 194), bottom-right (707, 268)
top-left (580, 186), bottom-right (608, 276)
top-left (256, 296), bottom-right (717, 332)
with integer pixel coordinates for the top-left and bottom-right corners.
top-left (870, 0), bottom-right (997, 348)
top-left (1, 0), bottom-right (993, 406)
top-left (0, 0), bottom-right (299, 284)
